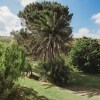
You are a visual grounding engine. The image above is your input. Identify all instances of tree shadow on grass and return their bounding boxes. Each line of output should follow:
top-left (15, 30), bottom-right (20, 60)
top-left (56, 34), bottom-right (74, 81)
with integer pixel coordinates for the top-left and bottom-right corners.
top-left (7, 86), bottom-right (49, 100)
top-left (66, 86), bottom-right (100, 98)
top-left (39, 82), bottom-right (54, 89)
top-left (61, 72), bottom-right (100, 98)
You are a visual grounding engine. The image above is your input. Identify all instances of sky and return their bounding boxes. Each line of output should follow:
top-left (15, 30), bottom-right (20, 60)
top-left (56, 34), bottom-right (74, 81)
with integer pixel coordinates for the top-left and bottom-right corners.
top-left (0, 0), bottom-right (100, 39)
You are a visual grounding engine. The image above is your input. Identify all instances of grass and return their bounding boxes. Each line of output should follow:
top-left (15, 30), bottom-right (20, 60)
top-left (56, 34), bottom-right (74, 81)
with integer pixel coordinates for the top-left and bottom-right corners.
top-left (0, 36), bottom-right (12, 43)
top-left (71, 72), bottom-right (100, 89)
top-left (18, 72), bottom-right (100, 100)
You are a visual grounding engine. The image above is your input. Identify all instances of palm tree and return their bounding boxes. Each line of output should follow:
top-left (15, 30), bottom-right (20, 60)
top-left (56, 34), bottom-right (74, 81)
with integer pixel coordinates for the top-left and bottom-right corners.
top-left (13, 2), bottom-right (73, 61)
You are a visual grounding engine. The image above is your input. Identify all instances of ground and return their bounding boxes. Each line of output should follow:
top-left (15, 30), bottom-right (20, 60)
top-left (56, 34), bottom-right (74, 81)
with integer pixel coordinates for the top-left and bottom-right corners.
top-left (18, 73), bottom-right (100, 100)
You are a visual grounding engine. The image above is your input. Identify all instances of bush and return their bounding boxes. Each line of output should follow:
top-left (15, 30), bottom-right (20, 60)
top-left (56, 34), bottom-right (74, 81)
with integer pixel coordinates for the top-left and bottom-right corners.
top-left (24, 62), bottom-right (33, 77)
top-left (0, 42), bottom-right (26, 99)
top-left (35, 58), bottom-right (70, 87)
top-left (70, 37), bottom-right (100, 73)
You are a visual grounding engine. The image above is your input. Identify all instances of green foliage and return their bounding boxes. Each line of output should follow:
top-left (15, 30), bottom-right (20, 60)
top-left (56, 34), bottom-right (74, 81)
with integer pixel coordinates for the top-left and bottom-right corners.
top-left (12, 1), bottom-right (73, 61)
top-left (0, 42), bottom-right (5, 56)
top-left (0, 42), bottom-right (26, 99)
top-left (12, 2), bottom-right (73, 87)
top-left (24, 61), bottom-right (33, 76)
top-left (70, 37), bottom-right (100, 73)
top-left (35, 58), bottom-right (70, 87)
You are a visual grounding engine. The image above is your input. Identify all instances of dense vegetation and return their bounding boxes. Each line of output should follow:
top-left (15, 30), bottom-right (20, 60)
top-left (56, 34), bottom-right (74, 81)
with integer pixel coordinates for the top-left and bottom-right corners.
top-left (70, 37), bottom-right (100, 73)
top-left (0, 1), bottom-right (100, 100)
top-left (34, 58), bottom-right (70, 87)
top-left (12, 1), bottom-right (73, 86)
top-left (0, 42), bottom-right (26, 99)
top-left (13, 2), bottom-right (73, 60)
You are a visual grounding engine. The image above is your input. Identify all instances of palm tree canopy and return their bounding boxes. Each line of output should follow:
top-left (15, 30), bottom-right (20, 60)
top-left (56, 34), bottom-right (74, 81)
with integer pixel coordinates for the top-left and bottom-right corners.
top-left (13, 2), bottom-right (73, 61)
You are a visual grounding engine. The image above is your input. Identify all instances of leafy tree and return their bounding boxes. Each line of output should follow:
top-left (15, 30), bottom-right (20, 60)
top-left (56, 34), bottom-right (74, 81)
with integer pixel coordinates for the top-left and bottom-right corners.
top-left (70, 37), bottom-right (100, 73)
top-left (12, 2), bottom-right (73, 61)
top-left (12, 2), bottom-right (73, 87)
top-left (34, 58), bottom-right (70, 87)
top-left (0, 42), bottom-right (25, 99)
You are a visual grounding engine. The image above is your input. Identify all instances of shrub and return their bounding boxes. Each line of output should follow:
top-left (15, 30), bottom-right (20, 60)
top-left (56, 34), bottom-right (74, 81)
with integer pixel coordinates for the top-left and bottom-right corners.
top-left (35, 58), bottom-right (70, 87)
top-left (24, 62), bottom-right (33, 77)
top-left (70, 37), bottom-right (100, 73)
top-left (0, 42), bottom-right (25, 99)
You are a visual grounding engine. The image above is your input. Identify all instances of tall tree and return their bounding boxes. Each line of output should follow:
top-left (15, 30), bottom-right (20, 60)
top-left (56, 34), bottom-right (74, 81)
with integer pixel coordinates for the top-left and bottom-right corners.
top-left (13, 2), bottom-right (73, 61)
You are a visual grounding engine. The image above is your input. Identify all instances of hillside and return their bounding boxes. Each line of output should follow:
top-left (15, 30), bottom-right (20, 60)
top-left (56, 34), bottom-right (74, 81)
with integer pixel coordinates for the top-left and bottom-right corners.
top-left (0, 36), bottom-right (12, 43)
top-left (0, 36), bottom-right (100, 44)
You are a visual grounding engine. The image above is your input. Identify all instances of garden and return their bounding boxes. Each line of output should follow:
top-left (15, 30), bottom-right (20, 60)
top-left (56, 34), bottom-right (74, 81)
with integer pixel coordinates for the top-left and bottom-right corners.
top-left (0, 1), bottom-right (100, 100)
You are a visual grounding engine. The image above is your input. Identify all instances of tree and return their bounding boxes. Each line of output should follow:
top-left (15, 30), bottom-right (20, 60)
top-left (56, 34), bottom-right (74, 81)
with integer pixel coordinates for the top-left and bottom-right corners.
top-left (12, 2), bottom-right (73, 61)
top-left (11, 29), bottom-right (33, 56)
top-left (12, 2), bottom-right (73, 87)
top-left (0, 42), bottom-right (26, 99)
top-left (70, 37), bottom-right (100, 73)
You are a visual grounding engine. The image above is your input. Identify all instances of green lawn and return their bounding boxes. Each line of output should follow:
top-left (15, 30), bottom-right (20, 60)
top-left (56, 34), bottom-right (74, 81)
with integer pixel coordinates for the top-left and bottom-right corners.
top-left (71, 72), bottom-right (100, 89)
top-left (18, 73), bottom-right (100, 100)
